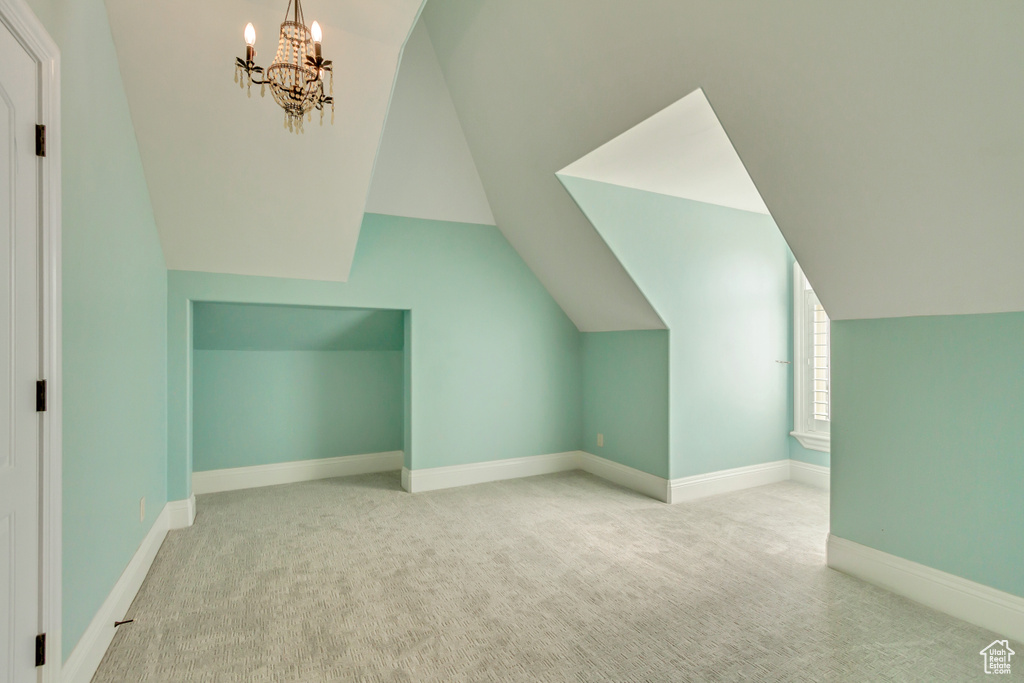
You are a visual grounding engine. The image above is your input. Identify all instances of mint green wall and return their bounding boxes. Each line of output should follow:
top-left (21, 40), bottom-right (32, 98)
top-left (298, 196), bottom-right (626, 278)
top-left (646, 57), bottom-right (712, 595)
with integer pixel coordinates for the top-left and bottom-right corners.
top-left (582, 331), bottom-right (670, 478)
top-left (193, 351), bottom-right (403, 471)
top-left (831, 312), bottom-right (1024, 597)
top-left (561, 177), bottom-right (791, 479)
top-left (193, 303), bottom-right (404, 351)
top-left (169, 214), bottom-right (583, 499)
top-left (25, 0), bottom-right (169, 661)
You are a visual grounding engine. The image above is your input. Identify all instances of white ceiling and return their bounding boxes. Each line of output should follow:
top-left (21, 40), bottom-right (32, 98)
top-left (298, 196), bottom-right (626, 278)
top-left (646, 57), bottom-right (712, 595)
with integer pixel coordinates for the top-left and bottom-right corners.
top-left (104, 0), bottom-right (423, 282)
top-left (365, 20), bottom-right (495, 226)
top-left (558, 88), bottom-right (769, 216)
top-left (424, 1), bottom-right (1024, 322)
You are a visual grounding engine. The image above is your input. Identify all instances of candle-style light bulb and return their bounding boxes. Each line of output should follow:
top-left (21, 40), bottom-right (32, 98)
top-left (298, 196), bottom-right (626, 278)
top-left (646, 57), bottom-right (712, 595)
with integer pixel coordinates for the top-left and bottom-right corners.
top-left (310, 21), bottom-right (322, 43)
top-left (244, 23), bottom-right (256, 47)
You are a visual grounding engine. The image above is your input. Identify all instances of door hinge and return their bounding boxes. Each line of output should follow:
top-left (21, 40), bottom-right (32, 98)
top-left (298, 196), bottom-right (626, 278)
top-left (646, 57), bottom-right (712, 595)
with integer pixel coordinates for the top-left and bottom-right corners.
top-left (36, 380), bottom-right (47, 412)
top-left (36, 124), bottom-right (46, 157)
top-left (35, 633), bottom-right (46, 667)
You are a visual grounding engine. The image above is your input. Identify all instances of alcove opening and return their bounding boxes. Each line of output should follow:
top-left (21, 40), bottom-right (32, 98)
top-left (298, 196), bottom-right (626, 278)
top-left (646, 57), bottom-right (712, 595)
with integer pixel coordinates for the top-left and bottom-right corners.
top-left (190, 302), bottom-right (409, 487)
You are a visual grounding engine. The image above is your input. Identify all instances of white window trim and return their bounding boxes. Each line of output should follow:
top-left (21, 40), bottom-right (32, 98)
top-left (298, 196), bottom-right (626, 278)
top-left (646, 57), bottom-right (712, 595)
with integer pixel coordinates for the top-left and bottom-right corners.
top-left (791, 263), bottom-right (830, 453)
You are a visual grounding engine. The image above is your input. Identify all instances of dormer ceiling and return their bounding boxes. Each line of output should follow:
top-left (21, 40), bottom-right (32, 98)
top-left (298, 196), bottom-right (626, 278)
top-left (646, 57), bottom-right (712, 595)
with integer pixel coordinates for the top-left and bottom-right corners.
top-left (423, 1), bottom-right (1024, 322)
top-left (365, 20), bottom-right (495, 226)
top-left (559, 88), bottom-right (769, 216)
top-left (103, 1), bottom-right (1024, 325)
top-left (104, 0), bottom-right (424, 282)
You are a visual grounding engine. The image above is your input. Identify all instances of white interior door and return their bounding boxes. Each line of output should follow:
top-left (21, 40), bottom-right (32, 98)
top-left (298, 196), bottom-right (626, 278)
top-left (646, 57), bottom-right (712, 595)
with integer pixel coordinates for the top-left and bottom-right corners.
top-left (0, 17), bottom-right (42, 683)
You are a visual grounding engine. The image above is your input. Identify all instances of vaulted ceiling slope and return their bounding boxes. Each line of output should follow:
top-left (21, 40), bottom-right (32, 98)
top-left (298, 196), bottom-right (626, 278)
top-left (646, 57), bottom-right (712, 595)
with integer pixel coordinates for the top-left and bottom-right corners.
top-left (365, 20), bottom-right (495, 226)
top-left (105, 0), bottom-right (423, 282)
top-left (424, 1), bottom-right (1024, 323)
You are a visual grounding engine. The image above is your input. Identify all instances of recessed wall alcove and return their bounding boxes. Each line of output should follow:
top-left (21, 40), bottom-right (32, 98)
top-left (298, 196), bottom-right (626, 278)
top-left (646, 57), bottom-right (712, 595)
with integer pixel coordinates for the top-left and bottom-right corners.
top-left (190, 302), bottom-right (409, 485)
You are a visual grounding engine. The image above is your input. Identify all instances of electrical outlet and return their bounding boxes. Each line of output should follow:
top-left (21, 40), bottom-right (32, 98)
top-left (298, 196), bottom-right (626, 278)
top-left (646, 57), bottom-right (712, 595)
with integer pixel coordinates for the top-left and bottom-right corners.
top-left (597, 433), bottom-right (604, 447)
top-left (140, 497), bottom-right (145, 522)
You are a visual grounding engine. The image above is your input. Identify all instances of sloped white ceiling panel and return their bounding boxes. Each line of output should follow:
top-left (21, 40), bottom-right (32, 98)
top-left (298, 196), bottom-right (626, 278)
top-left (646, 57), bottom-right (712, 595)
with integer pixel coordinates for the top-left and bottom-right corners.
top-left (424, 1), bottom-right (1024, 322)
top-left (559, 89), bottom-right (769, 216)
top-left (104, 0), bottom-right (423, 282)
top-left (366, 20), bottom-right (495, 226)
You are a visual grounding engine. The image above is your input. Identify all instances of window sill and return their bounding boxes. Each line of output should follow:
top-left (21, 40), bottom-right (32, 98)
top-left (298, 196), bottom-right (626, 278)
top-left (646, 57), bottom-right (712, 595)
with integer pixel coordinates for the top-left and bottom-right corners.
top-left (790, 430), bottom-right (830, 453)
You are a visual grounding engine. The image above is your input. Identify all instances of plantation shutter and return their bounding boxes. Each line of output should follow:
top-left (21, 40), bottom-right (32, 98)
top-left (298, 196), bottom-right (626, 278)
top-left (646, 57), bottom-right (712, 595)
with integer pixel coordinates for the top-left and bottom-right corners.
top-left (811, 299), bottom-right (830, 422)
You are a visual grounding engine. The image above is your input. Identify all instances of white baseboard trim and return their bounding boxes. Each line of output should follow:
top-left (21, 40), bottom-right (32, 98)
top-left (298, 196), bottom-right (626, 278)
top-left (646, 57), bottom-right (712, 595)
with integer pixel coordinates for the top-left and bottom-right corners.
top-left (828, 534), bottom-right (1024, 643)
top-left (401, 454), bottom-right (829, 504)
top-left (403, 451), bottom-right (580, 493)
top-left (578, 452), bottom-right (670, 502)
top-left (192, 451), bottom-right (403, 495)
top-left (669, 459), bottom-right (791, 504)
top-left (167, 494), bottom-right (196, 528)
top-left (789, 460), bottom-right (830, 490)
top-left (62, 504), bottom-right (171, 683)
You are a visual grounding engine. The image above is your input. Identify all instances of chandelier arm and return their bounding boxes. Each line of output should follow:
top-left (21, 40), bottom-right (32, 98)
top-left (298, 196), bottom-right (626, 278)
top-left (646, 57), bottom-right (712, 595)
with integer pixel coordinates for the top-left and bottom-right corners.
top-left (236, 58), bottom-right (269, 84)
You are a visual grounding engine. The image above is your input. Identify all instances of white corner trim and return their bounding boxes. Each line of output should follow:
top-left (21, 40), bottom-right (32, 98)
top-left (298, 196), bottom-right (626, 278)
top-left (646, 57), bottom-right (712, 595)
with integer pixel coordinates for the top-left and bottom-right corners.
top-left (790, 430), bottom-right (830, 453)
top-left (404, 451), bottom-right (580, 493)
top-left (827, 534), bottom-right (1024, 643)
top-left (789, 460), bottom-right (830, 490)
top-left (166, 494), bottom-right (196, 529)
top-left (669, 459), bottom-right (790, 504)
top-left (578, 452), bottom-right (670, 502)
top-left (191, 451), bottom-right (403, 495)
top-left (62, 504), bottom-right (170, 683)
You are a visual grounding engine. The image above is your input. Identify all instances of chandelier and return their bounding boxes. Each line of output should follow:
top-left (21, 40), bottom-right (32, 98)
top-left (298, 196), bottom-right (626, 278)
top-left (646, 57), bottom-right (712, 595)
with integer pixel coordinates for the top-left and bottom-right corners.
top-left (234, 0), bottom-right (334, 133)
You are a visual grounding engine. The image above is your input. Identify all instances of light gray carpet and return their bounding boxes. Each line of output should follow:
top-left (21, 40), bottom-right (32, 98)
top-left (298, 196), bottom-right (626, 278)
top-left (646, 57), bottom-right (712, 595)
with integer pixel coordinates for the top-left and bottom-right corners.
top-left (93, 472), bottom-right (1019, 681)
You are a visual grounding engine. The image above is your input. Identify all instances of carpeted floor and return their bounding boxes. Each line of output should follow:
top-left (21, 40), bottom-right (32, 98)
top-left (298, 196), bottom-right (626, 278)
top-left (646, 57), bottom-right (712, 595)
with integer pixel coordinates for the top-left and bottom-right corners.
top-left (93, 472), bottom-right (1017, 681)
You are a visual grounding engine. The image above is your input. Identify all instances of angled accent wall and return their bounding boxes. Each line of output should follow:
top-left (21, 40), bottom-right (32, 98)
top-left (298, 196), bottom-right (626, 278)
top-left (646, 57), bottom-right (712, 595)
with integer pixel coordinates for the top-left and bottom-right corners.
top-left (562, 177), bottom-right (791, 479)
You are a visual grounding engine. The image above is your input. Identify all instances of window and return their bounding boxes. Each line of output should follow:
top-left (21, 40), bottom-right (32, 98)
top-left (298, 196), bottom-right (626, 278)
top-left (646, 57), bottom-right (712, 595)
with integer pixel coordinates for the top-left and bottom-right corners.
top-left (791, 263), bottom-right (830, 452)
